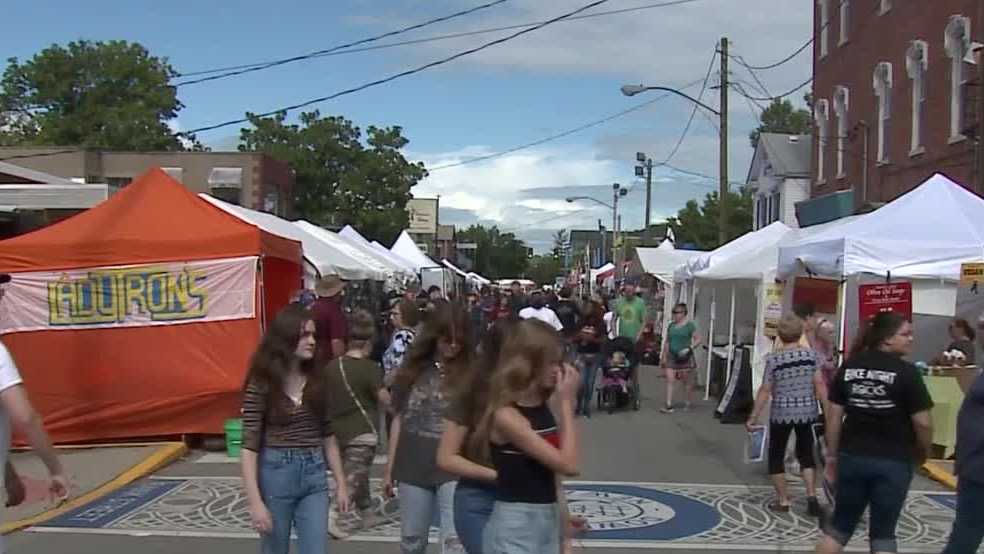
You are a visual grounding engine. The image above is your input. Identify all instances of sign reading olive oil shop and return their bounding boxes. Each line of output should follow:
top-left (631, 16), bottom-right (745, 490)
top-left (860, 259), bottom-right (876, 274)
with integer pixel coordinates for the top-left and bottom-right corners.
top-left (0, 257), bottom-right (257, 334)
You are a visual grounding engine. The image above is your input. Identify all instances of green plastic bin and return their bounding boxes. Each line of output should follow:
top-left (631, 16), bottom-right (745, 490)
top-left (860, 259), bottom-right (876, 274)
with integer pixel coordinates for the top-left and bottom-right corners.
top-left (224, 418), bottom-right (243, 458)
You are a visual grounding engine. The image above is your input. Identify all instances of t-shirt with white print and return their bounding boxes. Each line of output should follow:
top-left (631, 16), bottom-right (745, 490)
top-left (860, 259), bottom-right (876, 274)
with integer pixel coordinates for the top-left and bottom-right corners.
top-left (0, 341), bottom-right (23, 551)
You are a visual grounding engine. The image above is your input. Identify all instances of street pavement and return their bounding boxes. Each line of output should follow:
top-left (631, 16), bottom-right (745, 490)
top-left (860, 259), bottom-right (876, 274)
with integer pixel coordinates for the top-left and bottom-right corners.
top-left (7, 366), bottom-right (958, 554)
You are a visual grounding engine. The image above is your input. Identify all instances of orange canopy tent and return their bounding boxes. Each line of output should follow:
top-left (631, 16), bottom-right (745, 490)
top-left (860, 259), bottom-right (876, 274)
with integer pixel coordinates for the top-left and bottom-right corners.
top-left (0, 168), bottom-right (302, 443)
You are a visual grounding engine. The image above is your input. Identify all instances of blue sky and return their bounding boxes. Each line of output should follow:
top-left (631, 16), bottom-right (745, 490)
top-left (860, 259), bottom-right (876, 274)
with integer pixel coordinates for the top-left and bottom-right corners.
top-left (2, 0), bottom-right (812, 251)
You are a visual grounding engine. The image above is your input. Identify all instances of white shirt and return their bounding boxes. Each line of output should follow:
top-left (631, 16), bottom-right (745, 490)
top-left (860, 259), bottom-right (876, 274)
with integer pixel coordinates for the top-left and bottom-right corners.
top-left (0, 341), bottom-right (22, 543)
top-left (519, 306), bottom-right (564, 332)
top-left (603, 312), bottom-right (618, 340)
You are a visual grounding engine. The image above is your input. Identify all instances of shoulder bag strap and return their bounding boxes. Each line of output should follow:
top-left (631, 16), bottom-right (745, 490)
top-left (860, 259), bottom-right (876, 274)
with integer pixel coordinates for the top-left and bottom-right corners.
top-left (338, 357), bottom-right (378, 437)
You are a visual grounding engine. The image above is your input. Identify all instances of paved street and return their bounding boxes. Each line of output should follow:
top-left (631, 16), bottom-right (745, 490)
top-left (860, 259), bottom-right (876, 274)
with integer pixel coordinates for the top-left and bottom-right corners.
top-left (8, 368), bottom-right (956, 553)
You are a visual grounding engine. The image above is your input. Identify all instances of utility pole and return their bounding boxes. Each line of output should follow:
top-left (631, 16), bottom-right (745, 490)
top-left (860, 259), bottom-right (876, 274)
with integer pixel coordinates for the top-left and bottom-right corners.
top-left (718, 36), bottom-right (729, 246)
top-left (978, 0), bottom-right (984, 195)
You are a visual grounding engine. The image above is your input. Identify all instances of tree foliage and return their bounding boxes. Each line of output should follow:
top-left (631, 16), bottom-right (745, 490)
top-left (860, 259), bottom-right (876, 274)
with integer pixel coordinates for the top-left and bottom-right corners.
top-left (749, 98), bottom-right (811, 149)
top-left (0, 40), bottom-right (192, 150)
top-left (665, 188), bottom-right (754, 251)
top-left (456, 224), bottom-right (529, 280)
top-left (526, 255), bottom-right (563, 286)
top-left (240, 110), bottom-right (426, 245)
top-left (551, 229), bottom-right (569, 261)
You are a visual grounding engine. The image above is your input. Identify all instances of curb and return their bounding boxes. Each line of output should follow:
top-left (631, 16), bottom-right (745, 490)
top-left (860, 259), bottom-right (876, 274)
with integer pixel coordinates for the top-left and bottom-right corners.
top-left (922, 460), bottom-right (958, 490)
top-left (0, 442), bottom-right (187, 535)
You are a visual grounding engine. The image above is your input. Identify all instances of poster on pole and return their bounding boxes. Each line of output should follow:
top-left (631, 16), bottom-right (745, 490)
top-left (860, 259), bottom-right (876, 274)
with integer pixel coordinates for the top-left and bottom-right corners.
top-left (763, 283), bottom-right (784, 338)
top-left (858, 282), bottom-right (912, 322)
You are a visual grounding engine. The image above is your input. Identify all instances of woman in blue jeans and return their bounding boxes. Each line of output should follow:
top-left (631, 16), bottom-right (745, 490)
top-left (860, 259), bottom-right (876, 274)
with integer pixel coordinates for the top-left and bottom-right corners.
top-left (240, 304), bottom-right (351, 554)
top-left (574, 299), bottom-right (605, 416)
top-left (817, 312), bottom-right (933, 554)
top-left (384, 302), bottom-right (472, 553)
top-left (475, 319), bottom-right (581, 554)
top-left (437, 316), bottom-right (518, 553)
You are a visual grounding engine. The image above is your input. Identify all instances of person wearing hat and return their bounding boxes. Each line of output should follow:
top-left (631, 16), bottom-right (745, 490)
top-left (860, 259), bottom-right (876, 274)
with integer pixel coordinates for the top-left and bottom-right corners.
top-left (312, 276), bottom-right (348, 364)
top-left (0, 273), bottom-right (70, 538)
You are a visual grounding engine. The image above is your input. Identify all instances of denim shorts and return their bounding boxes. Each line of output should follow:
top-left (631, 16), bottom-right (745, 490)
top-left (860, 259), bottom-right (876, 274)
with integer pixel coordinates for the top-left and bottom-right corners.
top-left (828, 453), bottom-right (913, 553)
top-left (483, 501), bottom-right (560, 554)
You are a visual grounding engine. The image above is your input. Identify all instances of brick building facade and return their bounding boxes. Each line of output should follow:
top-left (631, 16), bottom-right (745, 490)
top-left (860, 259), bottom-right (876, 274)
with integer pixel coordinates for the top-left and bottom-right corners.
top-left (805, 0), bottom-right (983, 222)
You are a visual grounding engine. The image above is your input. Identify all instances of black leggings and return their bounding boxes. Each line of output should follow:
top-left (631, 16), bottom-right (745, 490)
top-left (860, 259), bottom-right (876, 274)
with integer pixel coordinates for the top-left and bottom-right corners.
top-left (768, 422), bottom-right (816, 475)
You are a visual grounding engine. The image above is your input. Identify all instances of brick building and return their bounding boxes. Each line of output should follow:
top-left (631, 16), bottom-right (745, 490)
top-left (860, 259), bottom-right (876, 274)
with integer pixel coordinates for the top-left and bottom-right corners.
top-left (801, 0), bottom-right (983, 224)
top-left (0, 147), bottom-right (295, 218)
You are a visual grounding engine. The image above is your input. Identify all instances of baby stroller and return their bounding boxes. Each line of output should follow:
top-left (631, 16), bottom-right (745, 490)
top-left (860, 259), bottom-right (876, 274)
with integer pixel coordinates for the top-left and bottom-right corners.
top-left (597, 337), bottom-right (641, 414)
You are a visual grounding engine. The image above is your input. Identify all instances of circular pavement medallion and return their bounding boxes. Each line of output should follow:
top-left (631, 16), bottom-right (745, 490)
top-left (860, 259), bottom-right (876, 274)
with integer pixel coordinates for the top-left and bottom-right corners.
top-left (567, 484), bottom-right (721, 541)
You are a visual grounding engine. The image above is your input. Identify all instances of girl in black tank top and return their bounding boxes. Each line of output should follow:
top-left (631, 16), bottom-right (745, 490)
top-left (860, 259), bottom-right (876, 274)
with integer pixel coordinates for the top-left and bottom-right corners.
top-left (472, 319), bottom-right (581, 554)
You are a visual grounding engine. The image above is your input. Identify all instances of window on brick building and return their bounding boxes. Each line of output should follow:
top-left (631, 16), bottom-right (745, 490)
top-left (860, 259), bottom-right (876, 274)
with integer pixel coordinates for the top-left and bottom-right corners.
top-left (818, 0), bottom-right (829, 58)
top-left (906, 40), bottom-right (928, 154)
top-left (816, 99), bottom-right (830, 183)
top-left (873, 62), bottom-right (893, 164)
top-left (839, 0), bottom-right (850, 45)
top-left (945, 15), bottom-right (971, 141)
top-left (834, 86), bottom-right (849, 179)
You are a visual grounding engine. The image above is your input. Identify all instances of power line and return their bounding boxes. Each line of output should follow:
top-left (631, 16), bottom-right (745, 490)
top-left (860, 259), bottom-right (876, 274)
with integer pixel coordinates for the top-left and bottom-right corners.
top-left (427, 78), bottom-right (706, 172)
top-left (184, 0), bottom-right (614, 136)
top-left (732, 76), bottom-right (813, 102)
top-left (177, 0), bottom-right (703, 84)
top-left (174, 0), bottom-right (510, 86)
top-left (0, 149), bottom-right (80, 162)
top-left (729, 38), bottom-right (813, 71)
top-left (659, 48), bottom-right (718, 166)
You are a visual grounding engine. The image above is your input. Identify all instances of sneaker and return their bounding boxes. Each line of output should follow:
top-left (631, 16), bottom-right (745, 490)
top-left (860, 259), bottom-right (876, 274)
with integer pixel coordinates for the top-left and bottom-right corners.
top-left (807, 496), bottom-right (822, 518)
top-left (328, 516), bottom-right (350, 540)
top-left (660, 405), bottom-right (675, 414)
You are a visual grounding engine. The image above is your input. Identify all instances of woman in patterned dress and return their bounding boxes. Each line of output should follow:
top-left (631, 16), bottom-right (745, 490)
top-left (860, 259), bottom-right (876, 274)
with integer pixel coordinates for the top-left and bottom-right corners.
top-left (746, 314), bottom-right (824, 516)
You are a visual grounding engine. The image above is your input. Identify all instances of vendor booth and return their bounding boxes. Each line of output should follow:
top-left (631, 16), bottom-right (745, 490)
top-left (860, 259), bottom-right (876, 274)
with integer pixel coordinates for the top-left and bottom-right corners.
top-left (336, 225), bottom-right (417, 284)
top-left (0, 168), bottom-right (303, 443)
top-left (778, 174), bottom-right (984, 455)
top-left (392, 231), bottom-right (453, 296)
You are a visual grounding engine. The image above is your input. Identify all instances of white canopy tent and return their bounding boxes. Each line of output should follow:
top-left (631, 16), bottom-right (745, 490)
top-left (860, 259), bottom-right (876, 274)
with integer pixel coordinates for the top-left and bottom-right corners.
top-left (369, 240), bottom-right (418, 275)
top-left (635, 244), bottom-right (703, 285)
top-left (778, 173), bottom-right (984, 361)
top-left (200, 195), bottom-right (386, 282)
top-left (391, 231), bottom-right (441, 270)
top-left (331, 224), bottom-right (416, 282)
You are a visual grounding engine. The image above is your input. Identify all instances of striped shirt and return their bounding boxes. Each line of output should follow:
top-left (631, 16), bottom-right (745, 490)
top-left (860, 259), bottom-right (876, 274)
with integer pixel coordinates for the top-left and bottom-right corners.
top-left (241, 380), bottom-right (332, 452)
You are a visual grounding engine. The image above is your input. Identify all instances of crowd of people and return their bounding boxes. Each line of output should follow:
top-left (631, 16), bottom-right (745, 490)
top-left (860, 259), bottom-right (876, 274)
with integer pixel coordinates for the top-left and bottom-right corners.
top-left (745, 304), bottom-right (984, 554)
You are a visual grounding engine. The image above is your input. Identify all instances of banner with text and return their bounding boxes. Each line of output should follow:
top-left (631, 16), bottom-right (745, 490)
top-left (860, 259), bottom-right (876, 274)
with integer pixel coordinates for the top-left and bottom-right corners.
top-left (0, 256), bottom-right (257, 334)
top-left (858, 282), bottom-right (912, 323)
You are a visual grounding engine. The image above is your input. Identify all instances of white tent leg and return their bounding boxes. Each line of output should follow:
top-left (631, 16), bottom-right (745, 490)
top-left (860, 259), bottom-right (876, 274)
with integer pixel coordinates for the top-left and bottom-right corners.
top-left (705, 287), bottom-right (716, 402)
top-left (717, 284), bottom-right (737, 401)
top-left (837, 277), bottom-right (849, 365)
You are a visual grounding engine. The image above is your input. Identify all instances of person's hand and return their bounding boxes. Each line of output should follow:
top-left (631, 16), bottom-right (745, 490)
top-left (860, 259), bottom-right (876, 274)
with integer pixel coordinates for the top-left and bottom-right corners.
top-left (558, 364), bottom-right (580, 404)
top-left (335, 483), bottom-right (352, 513)
top-left (383, 468), bottom-right (396, 498)
top-left (249, 500), bottom-right (274, 535)
top-left (5, 471), bottom-right (25, 507)
top-left (745, 418), bottom-right (759, 433)
top-left (824, 455), bottom-right (837, 485)
top-left (49, 473), bottom-right (70, 504)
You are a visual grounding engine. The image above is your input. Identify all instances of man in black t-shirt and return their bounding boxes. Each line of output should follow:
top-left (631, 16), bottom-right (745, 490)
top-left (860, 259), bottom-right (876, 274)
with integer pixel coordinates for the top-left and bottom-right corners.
top-left (554, 288), bottom-right (581, 341)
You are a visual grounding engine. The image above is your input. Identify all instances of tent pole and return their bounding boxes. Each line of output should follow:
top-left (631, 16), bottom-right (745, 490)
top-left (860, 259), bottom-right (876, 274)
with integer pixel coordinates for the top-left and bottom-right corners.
top-left (705, 286), bottom-right (716, 403)
top-left (718, 283), bottom-right (736, 401)
top-left (837, 277), bottom-right (849, 365)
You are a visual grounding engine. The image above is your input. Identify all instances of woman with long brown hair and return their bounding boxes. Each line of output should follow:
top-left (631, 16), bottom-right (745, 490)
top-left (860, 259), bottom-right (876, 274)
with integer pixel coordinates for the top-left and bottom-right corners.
top-left (436, 316), bottom-right (519, 553)
top-left (384, 301), bottom-right (473, 554)
top-left (475, 319), bottom-right (580, 554)
top-left (240, 304), bottom-right (350, 554)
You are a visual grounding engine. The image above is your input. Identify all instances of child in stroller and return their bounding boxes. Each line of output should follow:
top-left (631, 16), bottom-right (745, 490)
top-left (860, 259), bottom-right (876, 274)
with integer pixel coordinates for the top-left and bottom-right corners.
top-left (597, 337), bottom-right (641, 414)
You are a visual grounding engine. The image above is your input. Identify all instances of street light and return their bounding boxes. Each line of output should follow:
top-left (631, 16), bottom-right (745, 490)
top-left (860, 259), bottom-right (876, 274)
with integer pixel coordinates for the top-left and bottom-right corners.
top-left (566, 183), bottom-right (628, 279)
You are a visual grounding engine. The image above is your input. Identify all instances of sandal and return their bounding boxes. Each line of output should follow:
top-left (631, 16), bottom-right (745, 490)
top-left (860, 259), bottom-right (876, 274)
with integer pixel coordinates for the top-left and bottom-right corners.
top-left (768, 501), bottom-right (791, 513)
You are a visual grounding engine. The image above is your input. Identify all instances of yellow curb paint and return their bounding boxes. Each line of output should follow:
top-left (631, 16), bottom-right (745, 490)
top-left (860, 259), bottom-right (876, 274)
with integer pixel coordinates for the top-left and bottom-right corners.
top-left (922, 461), bottom-right (958, 490)
top-left (0, 442), bottom-right (187, 535)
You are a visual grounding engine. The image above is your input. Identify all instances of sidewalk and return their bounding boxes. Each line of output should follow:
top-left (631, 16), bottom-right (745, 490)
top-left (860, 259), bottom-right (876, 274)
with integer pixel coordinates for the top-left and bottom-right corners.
top-left (1, 443), bottom-right (186, 534)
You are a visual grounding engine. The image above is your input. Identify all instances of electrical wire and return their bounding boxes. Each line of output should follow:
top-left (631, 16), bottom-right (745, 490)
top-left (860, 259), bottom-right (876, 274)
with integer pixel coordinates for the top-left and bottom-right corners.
top-left (183, 0), bottom-right (614, 136)
top-left (730, 38), bottom-right (813, 71)
top-left (658, 48), bottom-right (718, 166)
top-left (176, 0), bottom-right (703, 83)
top-left (0, 149), bottom-right (81, 162)
top-left (174, 0), bottom-right (510, 86)
top-left (732, 76), bottom-right (814, 102)
top-left (427, 78), bottom-right (706, 172)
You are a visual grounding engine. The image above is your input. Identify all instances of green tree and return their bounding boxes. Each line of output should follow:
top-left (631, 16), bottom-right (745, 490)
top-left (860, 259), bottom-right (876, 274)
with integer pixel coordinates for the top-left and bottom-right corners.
top-left (456, 224), bottom-right (529, 280)
top-left (525, 255), bottom-right (563, 286)
top-left (551, 229), bottom-right (569, 262)
top-left (240, 110), bottom-right (426, 245)
top-left (666, 188), bottom-right (754, 250)
top-left (0, 40), bottom-right (191, 150)
top-left (749, 98), bottom-right (811, 149)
